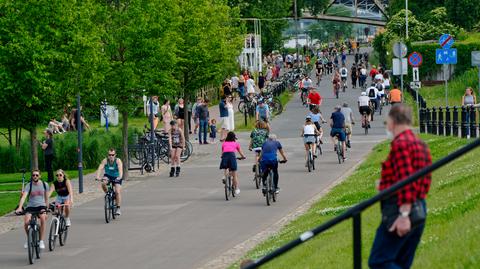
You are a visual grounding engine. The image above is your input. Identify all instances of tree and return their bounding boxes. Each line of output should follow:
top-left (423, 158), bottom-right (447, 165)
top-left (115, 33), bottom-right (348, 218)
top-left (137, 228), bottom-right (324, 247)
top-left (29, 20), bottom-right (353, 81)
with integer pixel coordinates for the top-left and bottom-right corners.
top-left (383, 9), bottom-right (425, 41)
top-left (422, 7), bottom-right (461, 40)
top-left (98, 0), bottom-right (179, 180)
top-left (445, 0), bottom-right (480, 31)
top-left (387, 0), bottom-right (444, 19)
top-left (0, 0), bottom-right (106, 169)
top-left (175, 0), bottom-right (243, 140)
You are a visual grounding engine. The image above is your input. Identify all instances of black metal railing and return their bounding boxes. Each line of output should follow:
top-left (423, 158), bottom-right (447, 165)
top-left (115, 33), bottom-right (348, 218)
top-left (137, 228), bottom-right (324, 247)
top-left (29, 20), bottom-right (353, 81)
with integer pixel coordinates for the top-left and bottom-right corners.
top-left (244, 138), bottom-right (480, 269)
top-left (419, 105), bottom-right (478, 138)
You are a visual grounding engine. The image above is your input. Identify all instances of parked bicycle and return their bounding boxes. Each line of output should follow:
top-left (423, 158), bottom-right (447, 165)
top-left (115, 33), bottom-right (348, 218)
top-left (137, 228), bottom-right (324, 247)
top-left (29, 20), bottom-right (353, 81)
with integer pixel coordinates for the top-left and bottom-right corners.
top-left (48, 203), bottom-right (68, 251)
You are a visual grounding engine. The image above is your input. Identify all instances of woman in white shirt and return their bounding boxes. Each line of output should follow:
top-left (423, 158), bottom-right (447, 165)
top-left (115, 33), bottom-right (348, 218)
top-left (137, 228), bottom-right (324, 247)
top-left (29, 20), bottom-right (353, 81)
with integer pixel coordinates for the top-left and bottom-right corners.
top-left (301, 116), bottom-right (320, 159)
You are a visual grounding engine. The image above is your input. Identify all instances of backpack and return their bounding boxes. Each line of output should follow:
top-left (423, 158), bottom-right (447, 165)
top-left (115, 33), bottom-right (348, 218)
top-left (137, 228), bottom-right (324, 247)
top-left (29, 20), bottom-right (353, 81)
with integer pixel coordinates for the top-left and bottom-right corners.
top-left (27, 180), bottom-right (47, 201)
top-left (376, 83), bottom-right (384, 92)
top-left (368, 88), bottom-right (376, 98)
top-left (341, 68), bottom-right (347, 76)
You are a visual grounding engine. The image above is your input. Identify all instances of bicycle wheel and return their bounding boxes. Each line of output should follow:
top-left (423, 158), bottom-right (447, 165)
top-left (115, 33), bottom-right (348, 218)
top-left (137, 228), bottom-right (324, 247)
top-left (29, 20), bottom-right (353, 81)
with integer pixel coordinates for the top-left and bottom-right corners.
top-left (337, 142), bottom-right (342, 164)
top-left (238, 101), bottom-right (246, 114)
top-left (231, 175), bottom-right (236, 198)
top-left (307, 151), bottom-right (312, 172)
top-left (265, 173), bottom-right (271, 206)
top-left (271, 172), bottom-right (276, 203)
top-left (27, 228), bottom-right (35, 264)
top-left (335, 89), bottom-right (339, 99)
top-left (111, 194), bottom-right (117, 220)
top-left (181, 141), bottom-right (193, 162)
top-left (224, 175), bottom-right (230, 201)
top-left (312, 151), bottom-right (315, 170)
top-left (254, 163), bottom-right (260, 189)
top-left (104, 195), bottom-right (111, 223)
top-left (48, 220), bottom-right (57, 251)
top-left (34, 227), bottom-right (40, 259)
top-left (59, 218), bottom-right (68, 246)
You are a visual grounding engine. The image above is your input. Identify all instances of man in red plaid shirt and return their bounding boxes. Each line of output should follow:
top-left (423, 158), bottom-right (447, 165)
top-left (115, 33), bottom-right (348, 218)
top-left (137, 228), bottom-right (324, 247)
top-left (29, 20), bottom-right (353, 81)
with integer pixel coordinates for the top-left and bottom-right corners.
top-left (369, 104), bottom-right (432, 269)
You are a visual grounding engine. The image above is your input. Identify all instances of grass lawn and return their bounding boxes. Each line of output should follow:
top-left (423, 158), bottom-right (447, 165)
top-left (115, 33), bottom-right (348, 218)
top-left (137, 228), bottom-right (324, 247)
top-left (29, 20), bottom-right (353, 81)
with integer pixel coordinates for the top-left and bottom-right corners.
top-left (0, 193), bottom-right (20, 216)
top-left (419, 68), bottom-right (478, 108)
top-left (230, 134), bottom-right (480, 268)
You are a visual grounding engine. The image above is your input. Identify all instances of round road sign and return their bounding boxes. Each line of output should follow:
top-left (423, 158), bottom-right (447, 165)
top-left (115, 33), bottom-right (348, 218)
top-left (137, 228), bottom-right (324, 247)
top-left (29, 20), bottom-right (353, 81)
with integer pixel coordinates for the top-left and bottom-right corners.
top-left (393, 42), bottom-right (407, 58)
top-left (408, 52), bottom-right (423, 67)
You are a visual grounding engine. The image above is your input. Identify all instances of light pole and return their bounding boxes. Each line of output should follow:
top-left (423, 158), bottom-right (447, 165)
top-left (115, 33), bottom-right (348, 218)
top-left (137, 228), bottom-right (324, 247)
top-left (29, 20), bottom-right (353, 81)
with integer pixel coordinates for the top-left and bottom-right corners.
top-left (294, 0), bottom-right (299, 68)
top-left (405, 0), bottom-right (409, 39)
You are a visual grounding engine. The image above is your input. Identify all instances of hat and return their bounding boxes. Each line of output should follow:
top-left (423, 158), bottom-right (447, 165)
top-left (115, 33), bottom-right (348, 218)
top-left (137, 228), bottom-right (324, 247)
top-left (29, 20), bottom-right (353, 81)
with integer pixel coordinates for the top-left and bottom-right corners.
top-left (361, 92), bottom-right (367, 96)
top-left (258, 98), bottom-right (264, 104)
top-left (305, 115), bottom-right (312, 120)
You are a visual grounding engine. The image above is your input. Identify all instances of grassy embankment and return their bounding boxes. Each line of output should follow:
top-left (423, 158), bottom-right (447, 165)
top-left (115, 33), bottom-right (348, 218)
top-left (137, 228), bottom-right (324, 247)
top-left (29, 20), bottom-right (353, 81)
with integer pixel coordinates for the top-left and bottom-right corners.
top-left (230, 134), bottom-right (480, 268)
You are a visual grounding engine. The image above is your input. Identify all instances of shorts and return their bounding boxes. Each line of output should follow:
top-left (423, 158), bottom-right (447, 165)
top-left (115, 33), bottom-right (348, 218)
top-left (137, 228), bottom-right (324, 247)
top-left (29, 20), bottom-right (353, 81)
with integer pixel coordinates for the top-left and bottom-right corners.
top-left (55, 195), bottom-right (70, 204)
top-left (330, 128), bottom-right (346, 142)
top-left (345, 123), bottom-right (352, 135)
top-left (341, 77), bottom-right (347, 82)
top-left (309, 104), bottom-right (320, 111)
top-left (219, 152), bottom-right (238, 171)
top-left (252, 147), bottom-right (262, 153)
top-left (25, 206), bottom-right (47, 214)
top-left (314, 122), bottom-right (322, 130)
top-left (304, 135), bottom-right (316, 144)
top-left (104, 174), bottom-right (122, 185)
top-left (359, 106), bottom-right (371, 115)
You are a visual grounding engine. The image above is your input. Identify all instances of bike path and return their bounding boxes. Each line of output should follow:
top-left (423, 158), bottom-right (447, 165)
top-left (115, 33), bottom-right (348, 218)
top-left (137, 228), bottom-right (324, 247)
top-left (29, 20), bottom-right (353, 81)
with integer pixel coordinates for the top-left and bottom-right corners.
top-left (0, 51), bottom-right (389, 269)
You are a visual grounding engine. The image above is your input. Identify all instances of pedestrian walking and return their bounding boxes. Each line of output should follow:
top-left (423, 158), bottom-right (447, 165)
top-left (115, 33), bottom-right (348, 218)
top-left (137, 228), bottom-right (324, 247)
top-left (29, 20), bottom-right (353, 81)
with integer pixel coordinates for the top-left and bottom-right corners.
top-left (147, 96), bottom-right (160, 130)
top-left (225, 95), bottom-right (235, 132)
top-left (192, 97), bottom-right (202, 136)
top-left (351, 64), bottom-right (358, 89)
top-left (196, 98), bottom-right (210, 144)
top-left (219, 96), bottom-right (229, 141)
top-left (161, 99), bottom-right (173, 132)
top-left (41, 129), bottom-right (54, 182)
top-left (368, 104), bottom-right (432, 269)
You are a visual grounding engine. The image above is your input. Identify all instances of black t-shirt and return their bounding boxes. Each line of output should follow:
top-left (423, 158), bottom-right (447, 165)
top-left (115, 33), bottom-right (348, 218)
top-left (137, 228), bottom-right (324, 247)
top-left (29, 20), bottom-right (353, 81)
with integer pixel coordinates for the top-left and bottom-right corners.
top-left (45, 138), bottom-right (54, 156)
top-left (54, 180), bottom-right (69, 196)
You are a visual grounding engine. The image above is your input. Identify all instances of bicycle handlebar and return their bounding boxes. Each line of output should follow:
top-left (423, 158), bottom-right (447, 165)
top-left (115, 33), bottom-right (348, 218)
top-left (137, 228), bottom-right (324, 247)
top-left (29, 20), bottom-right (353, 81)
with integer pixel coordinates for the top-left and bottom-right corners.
top-left (237, 157), bottom-right (246, 160)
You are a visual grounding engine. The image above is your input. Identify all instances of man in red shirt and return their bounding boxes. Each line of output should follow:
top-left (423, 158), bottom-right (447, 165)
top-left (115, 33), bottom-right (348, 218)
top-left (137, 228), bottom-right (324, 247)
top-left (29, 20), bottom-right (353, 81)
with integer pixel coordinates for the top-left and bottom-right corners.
top-left (369, 65), bottom-right (378, 82)
top-left (307, 87), bottom-right (322, 112)
top-left (369, 104), bottom-right (432, 269)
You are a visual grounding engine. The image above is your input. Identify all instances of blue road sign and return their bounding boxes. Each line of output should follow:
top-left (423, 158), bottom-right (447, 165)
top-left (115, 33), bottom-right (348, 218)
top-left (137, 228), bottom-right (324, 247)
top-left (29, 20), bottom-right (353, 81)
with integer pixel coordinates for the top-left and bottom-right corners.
top-left (408, 52), bottom-right (423, 67)
top-left (439, 34), bottom-right (454, 49)
top-left (436, 48), bottom-right (457, 64)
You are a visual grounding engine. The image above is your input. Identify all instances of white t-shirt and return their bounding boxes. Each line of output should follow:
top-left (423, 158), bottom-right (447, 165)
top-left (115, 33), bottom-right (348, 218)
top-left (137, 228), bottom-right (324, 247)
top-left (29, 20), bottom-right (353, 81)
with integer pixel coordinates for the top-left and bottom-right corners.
top-left (383, 78), bottom-right (391, 88)
top-left (340, 107), bottom-right (353, 123)
top-left (304, 124), bottom-right (315, 135)
top-left (246, 78), bottom-right (256, 93)
top-left (340, 67), bottom-right (348, 77)
top-left (358, 96), bottom-right (370, 107)
top-left (360, 68), bottom-right (367, 76)
top-left (367, 86), bottom-right (378, 99)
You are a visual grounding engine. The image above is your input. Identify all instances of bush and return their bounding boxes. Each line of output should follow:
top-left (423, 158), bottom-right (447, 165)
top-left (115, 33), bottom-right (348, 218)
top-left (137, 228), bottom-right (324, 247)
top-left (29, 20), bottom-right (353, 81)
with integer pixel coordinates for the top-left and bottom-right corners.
top-left (0, 127), bottom-right (141, 173)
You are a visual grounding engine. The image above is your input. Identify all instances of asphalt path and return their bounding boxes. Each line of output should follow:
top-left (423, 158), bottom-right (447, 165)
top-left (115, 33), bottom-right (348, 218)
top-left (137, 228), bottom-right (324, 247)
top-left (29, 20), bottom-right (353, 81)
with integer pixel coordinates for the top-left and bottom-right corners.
top-left (0, 52), bottom-right (388, 269)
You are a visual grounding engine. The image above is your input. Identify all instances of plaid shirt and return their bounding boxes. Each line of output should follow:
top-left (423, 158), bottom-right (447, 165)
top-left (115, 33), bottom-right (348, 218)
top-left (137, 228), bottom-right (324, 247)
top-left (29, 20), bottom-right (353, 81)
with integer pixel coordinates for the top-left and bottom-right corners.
top-left (380, 129), bottom-right (432, 206)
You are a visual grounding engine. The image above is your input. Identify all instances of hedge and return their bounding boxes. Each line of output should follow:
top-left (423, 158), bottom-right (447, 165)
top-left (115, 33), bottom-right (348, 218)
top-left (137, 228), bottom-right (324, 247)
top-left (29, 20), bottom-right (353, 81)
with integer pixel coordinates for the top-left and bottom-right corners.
top-left (0, 128), bottom-right (141, 173)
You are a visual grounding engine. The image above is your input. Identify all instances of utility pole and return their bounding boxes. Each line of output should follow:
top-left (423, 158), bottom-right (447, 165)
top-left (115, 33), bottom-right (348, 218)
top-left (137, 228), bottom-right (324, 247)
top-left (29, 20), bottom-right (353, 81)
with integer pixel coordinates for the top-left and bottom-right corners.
top-left (405, 0), bottom-right (409, 39)
top-left (294, 0), bottom-right (299, 69)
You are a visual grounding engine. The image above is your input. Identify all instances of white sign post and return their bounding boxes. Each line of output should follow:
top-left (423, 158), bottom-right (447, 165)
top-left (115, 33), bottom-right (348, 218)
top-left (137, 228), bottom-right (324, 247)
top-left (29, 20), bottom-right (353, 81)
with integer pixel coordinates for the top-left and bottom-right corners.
top-left (472, 51), bottom-right (480, 96)
top-left (412, 67), bottom-right (420, 82)
top-left (393, 42), bottom-right (408, 102)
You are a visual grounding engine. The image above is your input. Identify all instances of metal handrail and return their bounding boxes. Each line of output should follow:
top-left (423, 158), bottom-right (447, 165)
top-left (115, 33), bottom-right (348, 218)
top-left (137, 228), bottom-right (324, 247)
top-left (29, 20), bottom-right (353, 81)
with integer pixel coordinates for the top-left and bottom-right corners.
top-left (244, 138), bottom-right (480, 269)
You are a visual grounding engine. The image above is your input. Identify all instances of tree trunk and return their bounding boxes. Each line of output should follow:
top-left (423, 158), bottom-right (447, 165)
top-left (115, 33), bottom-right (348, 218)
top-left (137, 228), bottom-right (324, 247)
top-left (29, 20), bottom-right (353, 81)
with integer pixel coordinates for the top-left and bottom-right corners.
top-left (7, 127), bottom-right (12, 146)
top-left (15, 128), bottom-right (22, 152)
top-left (29, 127), bottom-right (38, 170)
top-left (122, 111), bottom-right (129, 181)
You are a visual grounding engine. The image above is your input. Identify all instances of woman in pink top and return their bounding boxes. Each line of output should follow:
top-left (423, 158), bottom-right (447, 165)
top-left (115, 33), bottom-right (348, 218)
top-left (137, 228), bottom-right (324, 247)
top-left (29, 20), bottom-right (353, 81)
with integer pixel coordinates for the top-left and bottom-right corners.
top-left (220, 132), bottom-right (246, 195)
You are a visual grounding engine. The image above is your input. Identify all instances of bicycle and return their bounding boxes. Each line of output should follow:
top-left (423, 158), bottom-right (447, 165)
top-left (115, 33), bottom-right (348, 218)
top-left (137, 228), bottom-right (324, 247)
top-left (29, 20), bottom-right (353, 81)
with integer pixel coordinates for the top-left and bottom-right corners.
top-left (362, 112), bottom-right (369, 135)
top-left (264, 160), bottom-right (287, 206)
top-left (341, 78), bottom-right (347, 92)
top-left (223, 157), bottom-right (245, 201)
top-left (335, 134), bottom-right (345, 164)
top-left (48, 203), bottom-right (68, 251)
top-left (16, 210), bottom-right (43, 264)
top-left (305, 137), bottom-right (316, 172)
top-left (334, 83), bottom-right (340, 99)
top-left (250, 149), bottom-right (262, 189)
top-left (315, 135), bottom-right (323, 156)
top-left (96, 178), bottom-right (118, 223)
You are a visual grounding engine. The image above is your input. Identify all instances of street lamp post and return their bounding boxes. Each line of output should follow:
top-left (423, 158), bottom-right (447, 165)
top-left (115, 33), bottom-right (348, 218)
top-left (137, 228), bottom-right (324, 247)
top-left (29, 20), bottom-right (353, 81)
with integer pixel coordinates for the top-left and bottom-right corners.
top-left (294, 0), bottom-right (300, 68)
top-left (405, 0), bottom-right (409, 39)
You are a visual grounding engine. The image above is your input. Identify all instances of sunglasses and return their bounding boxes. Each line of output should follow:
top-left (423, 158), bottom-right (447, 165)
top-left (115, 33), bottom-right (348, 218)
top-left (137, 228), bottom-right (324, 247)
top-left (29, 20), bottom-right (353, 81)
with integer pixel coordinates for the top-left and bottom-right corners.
top-left (109, 154), bottom-right (116, 156)
top-left (32, 174), bottom-right (40, 177)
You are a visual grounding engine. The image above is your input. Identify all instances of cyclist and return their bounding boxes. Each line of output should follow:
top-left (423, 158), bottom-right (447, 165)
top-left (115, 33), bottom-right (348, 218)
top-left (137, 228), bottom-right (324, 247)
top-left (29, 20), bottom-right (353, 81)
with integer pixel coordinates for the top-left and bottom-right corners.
top-left (168, 120), bottom-right (185, 177)
top-left (332, 69), bottom-right (341, 97)
top-left (249, 120), bottom-right (270, 172)
top-left (375, 78), bottom-right (386, 107)
top-left (15, 170), bottom-right (49, 249)
top-left (308, 106), bottom-right (326, 144)
top-left (220, 131), bottom-right (246, 195)
top-left (255, 99), bottom-right (270, 123)
top-left (340, 103), bottom-right (355, 148)
top-left (358, 92), bottom-right (372, 128)
top-left (307, 87), bottom-right (322, 112)
top-left (301, 116), bottom-right (320, 159)
top-left (47, 169), bottom-right (73, 226)
top-left (367, 83), bottom-right (379, 112)
top-left (340, 64), bottom-right (348, 90)
top-left (315, 59), bottom-right (323, 84)
top-left (330, 105), bottom-right (347, 160)
top-left (359, 64), bottom-right (368, 88)
top-left (260, 134), bottom-right (287, 194)
top-left (389, 84), bottom-right (402, 105)
top-left (96, 148), bottom-right (124, 215)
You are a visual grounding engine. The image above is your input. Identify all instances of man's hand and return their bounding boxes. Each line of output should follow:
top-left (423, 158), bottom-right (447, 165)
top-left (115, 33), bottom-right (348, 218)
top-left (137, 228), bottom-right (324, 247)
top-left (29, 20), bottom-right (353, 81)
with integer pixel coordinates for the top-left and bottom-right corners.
top-left (15, 208), bottom-right (23, 215)
top-left (389, 216), bottom-right (411, 237)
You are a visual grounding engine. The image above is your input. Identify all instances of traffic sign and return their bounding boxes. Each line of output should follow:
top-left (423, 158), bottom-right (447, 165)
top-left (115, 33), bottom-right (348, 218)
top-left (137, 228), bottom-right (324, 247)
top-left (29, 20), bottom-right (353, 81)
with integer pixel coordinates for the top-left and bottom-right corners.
top-left (393, 58), bottom-right (408, 75)
top-left (393, 42), bottom-right (407, 58)
top-left (410, 81), bottom-right (421, 89)
top-left (408, 52), bottom-right (423, 67)
top-left (436, 48), bottom-right (457, 64)
top-left (472, 51), bottom-right (480, 66)
top-left (412, 67), bottom-right (420, 82)
top-left (439, 34), bottom-right (454, 49)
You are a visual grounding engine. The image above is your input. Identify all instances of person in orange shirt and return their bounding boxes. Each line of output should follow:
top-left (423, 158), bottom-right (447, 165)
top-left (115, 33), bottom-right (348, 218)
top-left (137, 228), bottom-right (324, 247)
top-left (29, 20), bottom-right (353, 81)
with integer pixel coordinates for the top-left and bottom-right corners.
top-left (389, 84), bottom-right (402, 105)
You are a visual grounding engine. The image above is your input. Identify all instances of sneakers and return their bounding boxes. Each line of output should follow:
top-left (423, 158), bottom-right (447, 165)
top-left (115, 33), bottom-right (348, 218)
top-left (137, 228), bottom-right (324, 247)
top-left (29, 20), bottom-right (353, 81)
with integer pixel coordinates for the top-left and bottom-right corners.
top-left (235, 188), bottom-right (241, 195)
top-left (275, 188), bottom-right (281, 194)
top-left (175, 167), bottom-right (180, 177)
top-left (65, 217), bottom-right (71, 227)
top-left (24, 241), bottom-right (28, 249)
top-left (115, 207), bottom-right (121, 216)
top-left (39, 240), bottom-right (45, 249)
top-left (347, 140), bottom-right (351, 148)
top-left (169, 167), bottom-right (175, 177)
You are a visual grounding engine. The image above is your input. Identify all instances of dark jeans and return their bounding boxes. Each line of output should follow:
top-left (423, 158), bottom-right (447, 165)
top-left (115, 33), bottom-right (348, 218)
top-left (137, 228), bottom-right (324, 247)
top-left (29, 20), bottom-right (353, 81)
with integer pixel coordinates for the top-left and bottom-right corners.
top-left (188, 111), bottom-right (192, 132)
top-left (45, 154), bottom-right (54, 182)
top-left (351, 77), bottom-right (357, 88)
top-left (368, 201), bottom-right (426, 269)
top-left (198, 119), bottom-right (208, 143)
top-left (261, 160), bottom-right (279, 189)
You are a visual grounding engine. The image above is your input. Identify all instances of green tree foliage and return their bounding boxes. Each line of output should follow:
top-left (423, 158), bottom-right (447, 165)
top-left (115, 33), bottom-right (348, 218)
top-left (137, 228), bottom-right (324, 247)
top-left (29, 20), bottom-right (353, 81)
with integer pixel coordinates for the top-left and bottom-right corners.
top-left (387, 0), bottom-right (444, 19)
top-left (308, 5), bottom-right (353, 42)
top-left (0, 0), bottom-right (106, 169)
top-left (383, 9), bottom-right (425, 41)
top-left (445, 0), bottom-right (480, 31)
top-left (421, 7), bottom-right (460, 40)
top-left (297, 0), bottom-right (330, 16)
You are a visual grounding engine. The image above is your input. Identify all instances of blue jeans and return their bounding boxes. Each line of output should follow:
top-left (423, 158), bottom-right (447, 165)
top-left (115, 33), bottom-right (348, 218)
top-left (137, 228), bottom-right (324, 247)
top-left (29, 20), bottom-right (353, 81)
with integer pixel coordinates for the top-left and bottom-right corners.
top-left (198, 119), bottom-right (208, 143)
top-left (368, 201), bottom-right (426, 269)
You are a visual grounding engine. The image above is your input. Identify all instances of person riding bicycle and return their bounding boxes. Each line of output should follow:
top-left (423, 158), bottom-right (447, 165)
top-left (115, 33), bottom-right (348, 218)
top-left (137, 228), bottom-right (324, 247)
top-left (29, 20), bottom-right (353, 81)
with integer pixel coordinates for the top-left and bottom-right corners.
top-left (249, 120), bottom-right (270, 173)
top-left (220, 131), bottom-right (246, 195)
top-left (340, 103), bottom-right (355, 148)
top-left (330, 106), bottom-right (347, 161)
top-left (340, 64), bottom-right (348, 89)
top-left (358, 92), bottom-right (372, 128)
top-left (96, 148), bottom-right (124, 215)
top-left (307, 87), bottom-right (322, 112)
top-left (367, 83), bottom-right (379, 112)
top-left (47, 169), bottom-right (73, 226)
top-left (301, 116), bottom-right (321, 159)
top-left (259, 134), bottom-right (287, 194)
top-left (308, 106), bottom-right (326, 144)
top-left (315, 59), bottom-right (323, 82)
top-left (375, 78), bottom-right (386, 106)
top-left (168, 120), bottom-right (185, 177)
top-left (332, 69), bottom-right (341, 96)
top-left (255, 98), bottom-right (270, 123)
top-left (16, 169), bottom-right (49, 249)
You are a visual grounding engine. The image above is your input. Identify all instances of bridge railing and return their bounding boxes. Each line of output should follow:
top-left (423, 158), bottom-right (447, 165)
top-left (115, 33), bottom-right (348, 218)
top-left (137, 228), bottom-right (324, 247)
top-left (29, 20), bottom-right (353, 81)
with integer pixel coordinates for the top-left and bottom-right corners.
top-left (243, 138), bottom-right (480, 269)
